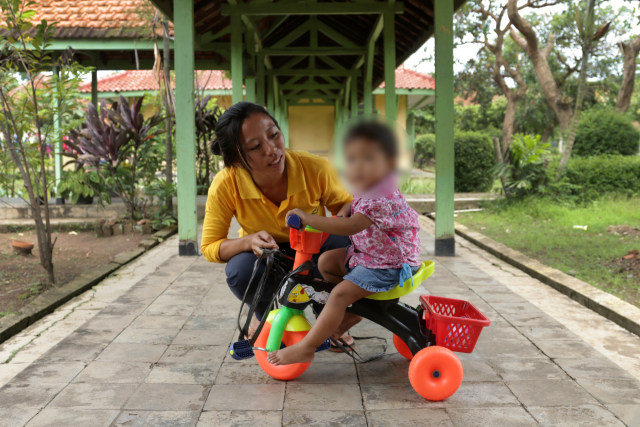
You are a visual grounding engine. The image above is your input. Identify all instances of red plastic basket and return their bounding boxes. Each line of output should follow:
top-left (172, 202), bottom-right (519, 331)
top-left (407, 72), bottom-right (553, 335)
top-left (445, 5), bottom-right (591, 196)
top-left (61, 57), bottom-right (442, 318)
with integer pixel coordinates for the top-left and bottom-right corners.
top-left (420, 295), bottom-right (491, 353)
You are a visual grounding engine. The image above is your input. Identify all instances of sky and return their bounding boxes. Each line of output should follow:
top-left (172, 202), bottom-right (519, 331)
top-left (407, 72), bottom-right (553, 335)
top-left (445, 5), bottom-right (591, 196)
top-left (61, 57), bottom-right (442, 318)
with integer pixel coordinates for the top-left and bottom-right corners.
top-left (402, 0), bottom-right (639, 75)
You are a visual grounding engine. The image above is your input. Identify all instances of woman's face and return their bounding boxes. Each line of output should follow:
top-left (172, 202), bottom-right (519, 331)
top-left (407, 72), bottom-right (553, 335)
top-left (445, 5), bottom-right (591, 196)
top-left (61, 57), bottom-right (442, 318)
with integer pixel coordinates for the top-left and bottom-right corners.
top-left (240, 113), bottom-right (286, 177)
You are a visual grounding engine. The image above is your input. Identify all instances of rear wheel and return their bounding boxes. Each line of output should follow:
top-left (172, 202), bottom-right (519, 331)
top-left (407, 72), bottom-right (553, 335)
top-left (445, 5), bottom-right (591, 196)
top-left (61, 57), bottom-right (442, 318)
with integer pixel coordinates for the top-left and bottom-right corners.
top-left (409, 346), bottom-right (463, 401)
top-left (393, 334), bottom-right (414, 360)
top-left (254, 321), bottom-right (311, 381)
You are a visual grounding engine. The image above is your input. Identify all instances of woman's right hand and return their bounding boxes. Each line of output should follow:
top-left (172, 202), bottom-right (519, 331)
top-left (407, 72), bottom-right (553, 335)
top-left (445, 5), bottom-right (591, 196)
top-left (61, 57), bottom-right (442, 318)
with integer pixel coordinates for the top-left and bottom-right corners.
top-left (247, 230), bottom-right (278, 257)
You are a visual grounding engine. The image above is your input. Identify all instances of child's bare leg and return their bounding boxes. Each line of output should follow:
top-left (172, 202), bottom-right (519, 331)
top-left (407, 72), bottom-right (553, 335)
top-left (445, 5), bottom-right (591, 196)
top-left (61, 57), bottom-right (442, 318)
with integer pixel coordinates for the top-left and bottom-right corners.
top-left (318, 248), bottom-right (347, 284)
top-left (318, 248), bottom-right (362, 341)
top-left (267, 280), bottom-right (372, 365)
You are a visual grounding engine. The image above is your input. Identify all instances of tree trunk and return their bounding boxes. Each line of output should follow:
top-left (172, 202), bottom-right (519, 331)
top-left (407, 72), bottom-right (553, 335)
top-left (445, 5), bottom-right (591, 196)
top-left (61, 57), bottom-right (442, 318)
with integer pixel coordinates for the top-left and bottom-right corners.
top-left (163, 19), bottom-right (173, 211)
top-left (556, 0), bottom-right (596, 181)
top-left (501, 94), bottom-right (518, 155)
top-left (616, 35), bottom-right (640, 113)
top-left (507, 0), bottom-right (573, 134)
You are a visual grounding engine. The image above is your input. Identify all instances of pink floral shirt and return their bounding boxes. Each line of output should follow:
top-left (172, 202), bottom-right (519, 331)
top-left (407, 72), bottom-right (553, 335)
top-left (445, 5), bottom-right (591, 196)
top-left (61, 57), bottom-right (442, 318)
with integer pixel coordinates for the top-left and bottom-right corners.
top-left (346, 175), bottom-right (421, 269)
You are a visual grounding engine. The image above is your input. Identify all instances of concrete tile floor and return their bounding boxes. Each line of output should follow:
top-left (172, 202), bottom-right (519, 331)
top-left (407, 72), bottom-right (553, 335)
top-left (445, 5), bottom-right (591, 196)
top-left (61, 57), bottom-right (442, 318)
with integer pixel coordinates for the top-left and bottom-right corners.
top-left (0, 225), bottom-right (639, 426)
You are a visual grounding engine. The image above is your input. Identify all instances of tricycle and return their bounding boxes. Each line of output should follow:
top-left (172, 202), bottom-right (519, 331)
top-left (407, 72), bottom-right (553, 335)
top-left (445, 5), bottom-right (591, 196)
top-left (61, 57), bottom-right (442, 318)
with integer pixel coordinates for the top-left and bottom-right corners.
top-left (229, 214), bottom-right (490, 401)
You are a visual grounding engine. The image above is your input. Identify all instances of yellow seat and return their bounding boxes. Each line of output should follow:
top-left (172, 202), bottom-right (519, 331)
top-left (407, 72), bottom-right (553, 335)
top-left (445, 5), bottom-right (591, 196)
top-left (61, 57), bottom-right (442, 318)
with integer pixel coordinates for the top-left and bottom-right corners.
top-left (365, 260), bottom-right (435, 301)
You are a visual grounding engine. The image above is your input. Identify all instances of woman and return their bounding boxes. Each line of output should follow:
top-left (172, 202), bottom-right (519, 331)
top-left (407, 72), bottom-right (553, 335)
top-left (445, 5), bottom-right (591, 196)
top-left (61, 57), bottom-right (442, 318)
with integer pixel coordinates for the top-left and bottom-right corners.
top-left (201, 102), bottom-right (356, 342)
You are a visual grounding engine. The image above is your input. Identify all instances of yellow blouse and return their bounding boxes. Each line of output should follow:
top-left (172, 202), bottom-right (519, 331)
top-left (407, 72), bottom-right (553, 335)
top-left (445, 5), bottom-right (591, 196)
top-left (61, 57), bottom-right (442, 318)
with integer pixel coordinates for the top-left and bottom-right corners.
top-left (201, 150), bottom-right (352, 263)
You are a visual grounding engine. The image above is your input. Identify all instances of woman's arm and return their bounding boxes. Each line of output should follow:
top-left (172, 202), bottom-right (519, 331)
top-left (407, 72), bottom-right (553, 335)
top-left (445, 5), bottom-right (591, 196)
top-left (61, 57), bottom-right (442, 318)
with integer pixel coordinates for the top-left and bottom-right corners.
top-left (286, 208), bottom-right (372, 236)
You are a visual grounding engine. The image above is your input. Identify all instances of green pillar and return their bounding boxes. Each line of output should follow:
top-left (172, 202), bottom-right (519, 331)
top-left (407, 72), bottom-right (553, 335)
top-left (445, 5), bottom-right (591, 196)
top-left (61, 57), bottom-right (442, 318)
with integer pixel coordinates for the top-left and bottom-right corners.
top-left (267, 75), bottom-right (274, 112)
top-left (256, 52), bottom-right (265, 105)
top-left (174, 0), bottom-right (198, 256)
top-left (351, 75), bottom-right (358, 116)
top-left (364, 44), bottom-right (374, 115)
top-left (434, 0), bottom-right (455, 256)
top-left (245, 77), bottom-right (256, 103)
top-left (90, 69), bottom-right (98, 107)
top-left (52, 66), bottom-right (63, 205)
top-left (407, 110), bottom-right (415, 149)
top-left (333, 100), bottom-right (343, 167)
top-left (383, 8), bottom-right (396, 125)
top-left (231, 14), bottom-right (243, 104)
top-left (283, 100), bottom-right (289, 148)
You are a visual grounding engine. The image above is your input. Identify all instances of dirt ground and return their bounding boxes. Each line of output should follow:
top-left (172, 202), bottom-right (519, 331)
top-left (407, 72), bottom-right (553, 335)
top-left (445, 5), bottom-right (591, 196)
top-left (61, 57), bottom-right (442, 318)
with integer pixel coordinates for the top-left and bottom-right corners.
top-left (0, 230), bottom-right (144, 316)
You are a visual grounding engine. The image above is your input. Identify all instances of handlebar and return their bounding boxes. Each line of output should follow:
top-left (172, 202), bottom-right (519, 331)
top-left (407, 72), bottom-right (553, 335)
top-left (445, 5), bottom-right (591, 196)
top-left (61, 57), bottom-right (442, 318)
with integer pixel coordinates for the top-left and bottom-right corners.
top-left (286, 214), bottom-right (303, 230)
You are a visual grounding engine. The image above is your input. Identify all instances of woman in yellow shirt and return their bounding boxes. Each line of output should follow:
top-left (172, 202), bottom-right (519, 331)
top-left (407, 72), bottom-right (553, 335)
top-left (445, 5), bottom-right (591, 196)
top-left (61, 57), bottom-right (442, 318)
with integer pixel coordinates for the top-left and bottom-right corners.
top-left (201, 102), bottom-right (352, 327)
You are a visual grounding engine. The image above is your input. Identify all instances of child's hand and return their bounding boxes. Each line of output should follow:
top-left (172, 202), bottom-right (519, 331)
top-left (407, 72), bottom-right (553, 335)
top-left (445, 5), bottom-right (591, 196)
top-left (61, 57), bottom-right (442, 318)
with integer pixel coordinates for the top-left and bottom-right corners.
top-left (337, 202), bottom-right (352, 218)
top-left (286, 208), bottom-right (309, 227)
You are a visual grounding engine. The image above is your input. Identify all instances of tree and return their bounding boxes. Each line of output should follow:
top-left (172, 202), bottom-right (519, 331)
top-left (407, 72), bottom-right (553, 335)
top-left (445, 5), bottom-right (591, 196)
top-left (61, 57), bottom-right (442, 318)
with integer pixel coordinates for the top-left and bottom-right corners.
top-left (507, 0), bottom-right (574, 135)
top-left (616, 34), bottom-right (640, 113)
top-left (0, 0), bottom-right (88, 285)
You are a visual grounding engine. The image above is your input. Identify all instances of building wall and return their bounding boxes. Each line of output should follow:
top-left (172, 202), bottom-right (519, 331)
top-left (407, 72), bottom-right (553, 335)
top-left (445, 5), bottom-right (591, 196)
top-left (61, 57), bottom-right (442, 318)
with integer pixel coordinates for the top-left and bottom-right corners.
top-left (287, 105), bottom-right (335, 157)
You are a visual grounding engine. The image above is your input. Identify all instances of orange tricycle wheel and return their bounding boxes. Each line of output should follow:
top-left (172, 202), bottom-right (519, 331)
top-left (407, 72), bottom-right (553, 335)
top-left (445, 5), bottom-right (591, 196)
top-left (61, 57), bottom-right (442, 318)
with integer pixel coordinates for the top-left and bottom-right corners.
top-left (393, 334), bottom-right (414, 360)
top-left (254, 322), bottom-right (311, 381)
top-left (408, 346), bottom-right (463, 401)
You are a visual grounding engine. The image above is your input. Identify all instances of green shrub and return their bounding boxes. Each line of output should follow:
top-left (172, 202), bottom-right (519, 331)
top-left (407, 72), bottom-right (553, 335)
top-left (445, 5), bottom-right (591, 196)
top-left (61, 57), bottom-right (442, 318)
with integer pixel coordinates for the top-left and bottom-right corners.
top-left (454, 131), bottom-right (495, 192)
top-left (494, 134), bottom-right (550, 198)
top-left (549, 155), bottom-right (640, 199)
top-left (414, 133), bottom-right (435, 168)
top-left (574, 108), bottom-right (640, 156)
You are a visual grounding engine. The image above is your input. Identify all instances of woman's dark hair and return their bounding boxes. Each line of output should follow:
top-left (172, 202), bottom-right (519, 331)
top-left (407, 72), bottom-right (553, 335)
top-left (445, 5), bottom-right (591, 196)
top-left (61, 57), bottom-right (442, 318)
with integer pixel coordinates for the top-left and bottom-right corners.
top-left (343, 120), bottom-right (398, 158)
top-left (212, 101), bottom-right (280, 168)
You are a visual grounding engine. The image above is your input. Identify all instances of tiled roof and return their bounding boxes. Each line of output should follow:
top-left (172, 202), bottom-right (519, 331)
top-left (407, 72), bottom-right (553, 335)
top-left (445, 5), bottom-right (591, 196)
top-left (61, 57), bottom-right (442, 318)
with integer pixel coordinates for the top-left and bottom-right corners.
top-left (78, 70), bottom-right (232, 93)
top-left (379, 67), bottom-right (435, 90)
top-left (0, 0), bottom-right (164, 38)
top-left (80, 67), bottom-right (433, 93)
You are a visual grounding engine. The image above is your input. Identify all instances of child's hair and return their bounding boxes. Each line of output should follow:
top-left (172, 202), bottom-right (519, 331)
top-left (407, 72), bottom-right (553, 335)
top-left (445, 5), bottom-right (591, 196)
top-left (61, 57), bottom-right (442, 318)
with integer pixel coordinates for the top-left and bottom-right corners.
top-left (343, 120), bottom-right (398, 158)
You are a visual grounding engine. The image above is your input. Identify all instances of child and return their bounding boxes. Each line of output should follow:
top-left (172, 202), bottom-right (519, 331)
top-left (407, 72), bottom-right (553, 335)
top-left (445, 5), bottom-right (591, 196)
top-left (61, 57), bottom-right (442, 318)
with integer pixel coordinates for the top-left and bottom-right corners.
top-left (267, 121), bottom-right (421, 366)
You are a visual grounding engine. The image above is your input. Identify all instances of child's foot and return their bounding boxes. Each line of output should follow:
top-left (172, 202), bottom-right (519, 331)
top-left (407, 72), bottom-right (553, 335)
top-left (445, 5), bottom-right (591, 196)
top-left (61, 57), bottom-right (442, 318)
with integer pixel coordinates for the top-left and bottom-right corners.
top-left (267, 342), bottom-right (316, 366)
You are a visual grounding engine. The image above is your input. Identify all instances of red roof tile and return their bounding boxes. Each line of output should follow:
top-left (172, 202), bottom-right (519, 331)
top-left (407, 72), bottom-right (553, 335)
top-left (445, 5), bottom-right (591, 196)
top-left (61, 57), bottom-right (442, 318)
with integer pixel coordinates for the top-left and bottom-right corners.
top-left (379, 67), bottom-right (435, 90)
top-left (80, 67), bottom-right (433, 94)
top-left (0, 0), bottom-right (166, 38)
top-left (78, 70), bottom-right (233, 93)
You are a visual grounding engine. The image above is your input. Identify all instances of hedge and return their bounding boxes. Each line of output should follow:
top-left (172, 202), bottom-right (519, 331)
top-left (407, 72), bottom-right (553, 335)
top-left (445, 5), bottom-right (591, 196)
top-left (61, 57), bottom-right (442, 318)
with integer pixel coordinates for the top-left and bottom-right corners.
top-left (414, 133), bottom-right (435, 168)
top-left (555, 155), bottom-right (640, 198)
top-left (574, 108), bottom-right (640, 156)
top-left (454, 131), bottom-right (495, 192)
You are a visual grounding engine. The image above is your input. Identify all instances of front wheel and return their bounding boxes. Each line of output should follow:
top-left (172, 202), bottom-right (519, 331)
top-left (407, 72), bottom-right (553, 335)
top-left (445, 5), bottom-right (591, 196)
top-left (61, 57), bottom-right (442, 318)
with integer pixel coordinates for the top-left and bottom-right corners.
top-left (254, 321), bottom-right (311, 381)
top-left (393, 334), bottom-right (414, 360)
top-left (409, 346), bottom-right (463, 401)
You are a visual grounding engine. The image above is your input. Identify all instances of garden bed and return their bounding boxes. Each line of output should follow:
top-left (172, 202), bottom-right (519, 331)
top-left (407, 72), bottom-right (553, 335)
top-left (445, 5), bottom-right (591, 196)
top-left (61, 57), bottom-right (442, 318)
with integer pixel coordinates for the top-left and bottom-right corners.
top-left (0, 230), bottom-right (144, 317)
top-left (456, 196), bottom-right (640, 307)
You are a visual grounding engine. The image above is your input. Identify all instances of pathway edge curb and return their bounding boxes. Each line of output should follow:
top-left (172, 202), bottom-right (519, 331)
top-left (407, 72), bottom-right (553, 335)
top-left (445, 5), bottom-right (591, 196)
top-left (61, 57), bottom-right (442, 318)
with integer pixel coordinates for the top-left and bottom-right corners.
top-left (0, 226), bottom-right (177, 344)
top-left (428, 216), bottom-right (640, 338)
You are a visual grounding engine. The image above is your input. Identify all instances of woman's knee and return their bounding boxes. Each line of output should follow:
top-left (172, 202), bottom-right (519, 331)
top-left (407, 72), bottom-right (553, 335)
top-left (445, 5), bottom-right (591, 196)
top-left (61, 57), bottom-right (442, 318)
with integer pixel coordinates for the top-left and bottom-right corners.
top-left (225, 251), bottom-right (260, 291)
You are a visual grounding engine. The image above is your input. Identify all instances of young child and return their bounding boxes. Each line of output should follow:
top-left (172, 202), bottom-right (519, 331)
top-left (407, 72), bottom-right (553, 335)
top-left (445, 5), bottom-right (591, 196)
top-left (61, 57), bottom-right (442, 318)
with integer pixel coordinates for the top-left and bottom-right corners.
top-left (267, 121), bottom-right (421, 366)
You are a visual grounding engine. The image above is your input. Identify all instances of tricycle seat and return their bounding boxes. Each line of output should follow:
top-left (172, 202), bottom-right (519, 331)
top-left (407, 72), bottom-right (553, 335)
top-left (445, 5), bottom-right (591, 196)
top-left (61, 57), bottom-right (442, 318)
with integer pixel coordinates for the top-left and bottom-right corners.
top-left (365, 260), bottom-right (435, 301)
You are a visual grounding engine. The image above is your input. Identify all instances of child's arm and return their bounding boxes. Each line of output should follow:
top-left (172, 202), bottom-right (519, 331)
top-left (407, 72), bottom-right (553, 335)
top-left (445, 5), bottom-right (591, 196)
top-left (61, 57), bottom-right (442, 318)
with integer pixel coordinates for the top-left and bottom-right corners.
top-left (286, 208), bottom-right (372, 236)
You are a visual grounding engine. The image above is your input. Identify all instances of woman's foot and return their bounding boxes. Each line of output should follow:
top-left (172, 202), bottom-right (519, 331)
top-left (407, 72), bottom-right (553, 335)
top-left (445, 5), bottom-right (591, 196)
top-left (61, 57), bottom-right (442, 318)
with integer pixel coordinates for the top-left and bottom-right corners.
top-left (267, 342), bottom-right (316, 366)
top-left (329, 333), bottom-right (356, 353)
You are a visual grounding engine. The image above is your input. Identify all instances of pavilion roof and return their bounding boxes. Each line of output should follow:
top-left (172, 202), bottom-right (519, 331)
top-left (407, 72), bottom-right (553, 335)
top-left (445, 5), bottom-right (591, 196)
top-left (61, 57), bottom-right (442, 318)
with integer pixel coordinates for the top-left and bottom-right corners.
top-left (0, 0), bottom-right (165, 39)
top-left (78, 67), bottom-right (433, 94)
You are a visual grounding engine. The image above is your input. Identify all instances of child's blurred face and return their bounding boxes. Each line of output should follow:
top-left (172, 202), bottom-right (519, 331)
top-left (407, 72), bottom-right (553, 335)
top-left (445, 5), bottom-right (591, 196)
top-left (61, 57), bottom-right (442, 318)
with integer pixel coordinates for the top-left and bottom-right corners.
top-left (344, 138), bottom-right (394, 192)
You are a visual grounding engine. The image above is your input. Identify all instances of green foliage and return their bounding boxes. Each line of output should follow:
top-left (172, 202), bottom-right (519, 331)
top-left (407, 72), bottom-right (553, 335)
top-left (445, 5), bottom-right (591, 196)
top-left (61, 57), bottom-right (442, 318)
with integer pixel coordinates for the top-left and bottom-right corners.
top-left (195, 94), bottom-right (221, 192)
top-left (574, 108), bottom-right (640, 156)
top-left (455, 98), bottom-right (505, 135)
top-left (68, 96), bottom-right (163, 219)
top-left (550, 155), bottom-right (640, 200)
top-left (143, 177), bottom-right (177, 229)
top-left (494, 134), bottom-right (551, 198)
top-left (454, 131), bottom-right (495, 192)
top-left (400, 177), bottom-right (435, 195)
top-left (413, 133), bottom-right (435, 168)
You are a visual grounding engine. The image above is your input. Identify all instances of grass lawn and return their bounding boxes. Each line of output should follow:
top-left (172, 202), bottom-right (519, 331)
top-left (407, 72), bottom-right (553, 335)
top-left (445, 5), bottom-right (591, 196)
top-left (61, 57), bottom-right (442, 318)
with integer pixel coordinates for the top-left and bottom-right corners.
top-left (456, 196), bottom-right (640, 307)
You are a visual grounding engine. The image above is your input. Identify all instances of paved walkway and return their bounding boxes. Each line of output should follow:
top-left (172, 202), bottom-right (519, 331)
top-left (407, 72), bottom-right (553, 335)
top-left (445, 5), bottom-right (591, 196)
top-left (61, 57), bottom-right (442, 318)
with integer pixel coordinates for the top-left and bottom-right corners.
top-left (1, 222), bottom-right (639, 426)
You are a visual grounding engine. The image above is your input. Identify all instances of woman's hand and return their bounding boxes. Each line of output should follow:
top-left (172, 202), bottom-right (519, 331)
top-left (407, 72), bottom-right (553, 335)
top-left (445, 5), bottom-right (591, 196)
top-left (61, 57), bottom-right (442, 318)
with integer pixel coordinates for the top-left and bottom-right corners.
top-left (285, 208), bottom-right (309, 227)
top-left (337, 202), bottom-right (352, 218)
top-left (247, 231), bottom-right (278, 257)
